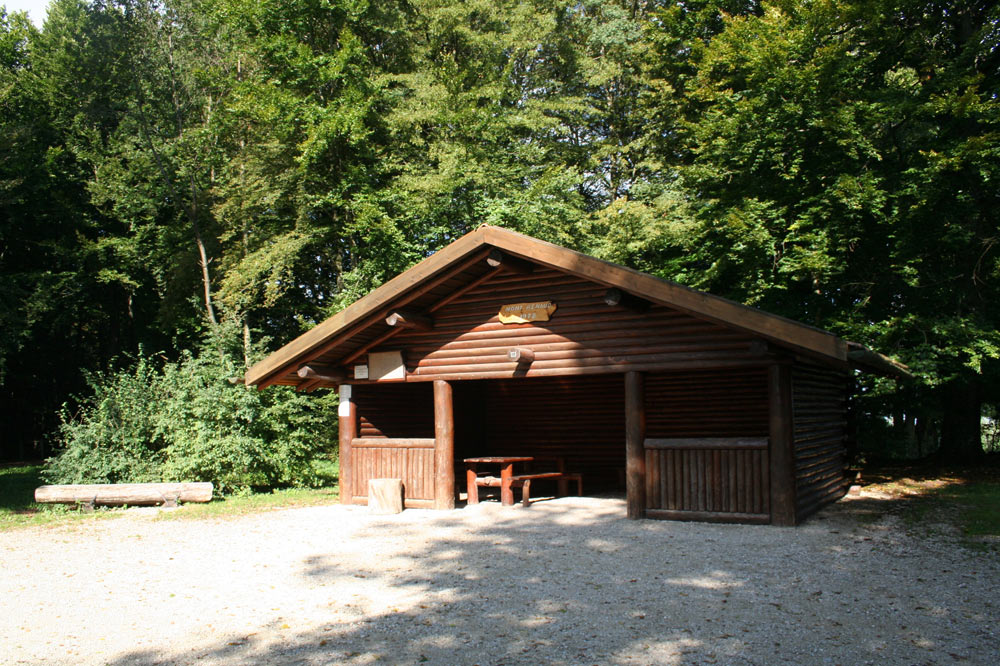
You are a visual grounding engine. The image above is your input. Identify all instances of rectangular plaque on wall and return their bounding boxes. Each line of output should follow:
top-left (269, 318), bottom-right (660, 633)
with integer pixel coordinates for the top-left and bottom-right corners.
top-left (368, 351), bottom-right (405, 381)
top-left (498, 301), bottom-right (557, 324)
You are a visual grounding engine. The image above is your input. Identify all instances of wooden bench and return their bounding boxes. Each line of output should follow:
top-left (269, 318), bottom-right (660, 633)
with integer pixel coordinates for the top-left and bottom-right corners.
top-left (511, 472), bottom-right (583, 507)
top-left (35, 483), bottom-right (213, 510)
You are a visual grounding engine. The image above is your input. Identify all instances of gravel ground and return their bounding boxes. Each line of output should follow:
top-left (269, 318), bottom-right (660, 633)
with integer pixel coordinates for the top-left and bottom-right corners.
top-left (1, 492), bottom-right (998, 666)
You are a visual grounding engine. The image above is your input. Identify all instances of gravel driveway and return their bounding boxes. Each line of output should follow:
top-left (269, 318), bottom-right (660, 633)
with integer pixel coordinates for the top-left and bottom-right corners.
top-left (2, 493), bottom-right (997, 665)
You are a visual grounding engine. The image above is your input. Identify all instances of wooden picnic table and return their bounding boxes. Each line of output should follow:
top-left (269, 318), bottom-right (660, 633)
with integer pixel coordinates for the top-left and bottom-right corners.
top-left (463, 456), bottom-right (534, 506)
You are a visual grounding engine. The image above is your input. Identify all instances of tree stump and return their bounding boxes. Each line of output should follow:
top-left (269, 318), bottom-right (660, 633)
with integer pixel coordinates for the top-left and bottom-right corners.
top-left (368, 478), bottom-right (404, 514)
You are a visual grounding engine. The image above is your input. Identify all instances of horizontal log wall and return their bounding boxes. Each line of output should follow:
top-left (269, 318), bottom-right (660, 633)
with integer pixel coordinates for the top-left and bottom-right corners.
top-left (353, 383), bottom-right (434, 438)
top-left (793, 364), bottom-right (850, 521)
top-left (645, 368), bottom-right (769, 438)
top-left (368, 269), bottom-right (761, 382)
top-left (474, 375), bottom-right (626, 488)
top-left (350, 438), bottom-right (436, 504)
top-left (643, 369), bottom-right (771, 521)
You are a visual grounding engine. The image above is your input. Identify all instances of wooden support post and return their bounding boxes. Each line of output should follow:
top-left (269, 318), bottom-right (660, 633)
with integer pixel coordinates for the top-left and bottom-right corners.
top-left (466, 465), bottom-right (479, 504)
top-left (338, 385), bottom-right (357, 505)
top-left (433, 380), bottom-right (456, 510)
top-left (625, 371), bottom-right (646, 519)
top-left (768, 364), bottom-right (797, 526)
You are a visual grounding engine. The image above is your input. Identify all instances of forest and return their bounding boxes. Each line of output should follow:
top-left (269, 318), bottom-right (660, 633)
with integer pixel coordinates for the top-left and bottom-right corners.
top-left (1, 0), bottom-right (998, 483)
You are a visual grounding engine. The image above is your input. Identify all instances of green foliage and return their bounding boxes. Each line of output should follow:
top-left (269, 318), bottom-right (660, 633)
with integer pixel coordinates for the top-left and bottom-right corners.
top-left (0, 463), bottom-right (44, 514)
top-left (0, 462), bottom-right (340, 531)
top-left (45, 357), bottom-right (167, 485)
top-left (3, 0), bottom-right (1000, 465)
top-left (45, 321), bottom-right (338, 493)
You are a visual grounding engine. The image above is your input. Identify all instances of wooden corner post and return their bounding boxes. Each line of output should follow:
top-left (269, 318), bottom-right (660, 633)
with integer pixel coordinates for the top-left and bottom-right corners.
top-left (338, 385), bottom-right (357, 505)
top-left (433, 380), bottom-right (456, 510)
top-left (625, 371), bottom-right (646, 519)
top-left (768, 364), bottom-right (797, 526)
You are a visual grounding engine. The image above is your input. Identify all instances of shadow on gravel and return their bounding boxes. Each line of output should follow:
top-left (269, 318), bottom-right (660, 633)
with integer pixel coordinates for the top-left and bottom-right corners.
top-left (105, 495), bottom-right (996, 666)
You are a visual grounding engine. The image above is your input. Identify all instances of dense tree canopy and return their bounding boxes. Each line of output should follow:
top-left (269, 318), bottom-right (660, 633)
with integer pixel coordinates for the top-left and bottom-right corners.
top-left (1, 0), bottom-right (997, 464)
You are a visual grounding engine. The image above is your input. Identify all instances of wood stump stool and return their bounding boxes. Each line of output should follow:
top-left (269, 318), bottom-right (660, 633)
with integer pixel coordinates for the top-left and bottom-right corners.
top-left (368, 478), bottom-right (404, 514)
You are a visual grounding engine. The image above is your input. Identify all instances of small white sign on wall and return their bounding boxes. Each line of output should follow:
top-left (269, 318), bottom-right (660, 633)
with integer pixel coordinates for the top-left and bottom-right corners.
top-left (354, 364), bottom-right (369, 379)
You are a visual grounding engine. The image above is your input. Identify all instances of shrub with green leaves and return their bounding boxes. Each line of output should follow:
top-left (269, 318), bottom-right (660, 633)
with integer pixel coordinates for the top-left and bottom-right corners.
top-left (44, 358), bottom-right (167, 485)
top-left (45, 323), bottom-right (337, 494)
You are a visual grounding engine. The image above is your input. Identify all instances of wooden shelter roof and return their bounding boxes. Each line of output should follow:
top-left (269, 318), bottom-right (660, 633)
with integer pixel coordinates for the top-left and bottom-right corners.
top-left (245, 225), bottom-right (908, 389)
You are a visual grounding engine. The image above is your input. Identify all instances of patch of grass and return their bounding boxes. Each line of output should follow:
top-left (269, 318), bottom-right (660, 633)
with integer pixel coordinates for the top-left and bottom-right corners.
top-left (0, 463), bottom-right (44, 512)
top-left (860, 459), bottom-right (1000, 545)
top-left (154, 486), bottom-right (340, 521)
top-left (0, 463), bottom-right (102, 530)
top-left (938, 483), bottom-right (1000, 538)
top-left (0, 459), bottom-right (341, 530)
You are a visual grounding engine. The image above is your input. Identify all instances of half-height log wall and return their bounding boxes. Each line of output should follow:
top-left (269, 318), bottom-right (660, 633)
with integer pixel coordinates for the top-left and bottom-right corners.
top-left (346, 382), bottom-right (437, 507)
top-left (644, 440), bottom-right (770, 523)
top-left (349, 438), bottom-right (436, 507)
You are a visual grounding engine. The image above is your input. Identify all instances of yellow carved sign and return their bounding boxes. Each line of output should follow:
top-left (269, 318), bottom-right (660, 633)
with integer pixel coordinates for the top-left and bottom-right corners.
top-left (498, 301), bottom-right (557, 324)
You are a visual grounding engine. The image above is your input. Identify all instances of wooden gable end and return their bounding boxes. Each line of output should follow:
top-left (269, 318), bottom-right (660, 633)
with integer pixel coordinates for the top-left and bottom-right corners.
top-left (246, 225), bottom-right (908, 391)
top-left (348, 266), bottom-right (771, 384)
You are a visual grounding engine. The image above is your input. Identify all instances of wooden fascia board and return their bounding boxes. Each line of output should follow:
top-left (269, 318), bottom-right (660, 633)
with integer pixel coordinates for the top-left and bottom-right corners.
top-left (847, 343), bottom-right (912, 379)
top-left (245, 228), bottom-right (490, 386)
top-left (481, 226), bottom-right (849, 363)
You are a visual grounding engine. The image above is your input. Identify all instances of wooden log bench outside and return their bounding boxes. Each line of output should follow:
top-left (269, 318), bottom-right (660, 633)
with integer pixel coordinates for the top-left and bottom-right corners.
top-left (35, 483), bottom-right (214, 510)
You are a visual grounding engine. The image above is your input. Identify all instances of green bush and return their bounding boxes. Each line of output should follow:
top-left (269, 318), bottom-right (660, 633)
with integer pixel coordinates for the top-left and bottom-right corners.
top-left (45, 323), bottom-right (337, 494)
top-left (44, 358), bottom-right (167, 485)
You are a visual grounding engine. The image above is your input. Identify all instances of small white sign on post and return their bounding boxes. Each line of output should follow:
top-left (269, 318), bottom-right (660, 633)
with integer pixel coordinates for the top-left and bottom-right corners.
top-left (338, 384), bottom-right (352, 416)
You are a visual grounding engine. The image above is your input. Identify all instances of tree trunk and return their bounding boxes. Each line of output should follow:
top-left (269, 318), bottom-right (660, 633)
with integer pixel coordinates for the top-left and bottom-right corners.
top-left (940, 377), bottom-right (983, 461)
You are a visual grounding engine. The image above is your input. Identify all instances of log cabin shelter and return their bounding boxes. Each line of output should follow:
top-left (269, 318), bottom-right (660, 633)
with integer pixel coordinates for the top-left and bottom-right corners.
top-left (245, 225), bottom-right (908, 525)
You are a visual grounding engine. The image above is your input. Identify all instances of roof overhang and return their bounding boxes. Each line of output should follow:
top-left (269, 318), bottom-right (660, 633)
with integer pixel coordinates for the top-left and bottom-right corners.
top-left (245, 225), bottom-right (910, 388)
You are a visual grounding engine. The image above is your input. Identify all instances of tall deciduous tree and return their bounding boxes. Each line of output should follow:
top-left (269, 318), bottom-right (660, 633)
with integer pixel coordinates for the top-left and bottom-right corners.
top-left (668, 0), bottom-right (1000, 458)
top-left (1, 5), bottom-right (132, 457)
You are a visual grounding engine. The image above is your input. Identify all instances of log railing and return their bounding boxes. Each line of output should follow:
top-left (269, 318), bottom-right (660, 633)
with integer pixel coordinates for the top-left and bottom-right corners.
top-left (643, 437), bottom-right (770, 523)
top-left (348, 437), bottom-right (436, 507)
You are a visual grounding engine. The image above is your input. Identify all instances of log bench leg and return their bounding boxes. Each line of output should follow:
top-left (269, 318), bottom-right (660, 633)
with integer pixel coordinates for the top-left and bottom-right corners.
top-left (466, 467), bottom-right (479, 505)
top-left (500, 462), bottom-right (514, 506)
top-left (519, 474), bottom-right (583, 507)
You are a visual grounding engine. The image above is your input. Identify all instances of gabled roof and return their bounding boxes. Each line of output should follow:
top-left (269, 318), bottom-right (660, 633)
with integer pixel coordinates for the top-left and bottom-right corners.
top-left (245, 225), bottom-right (908, 388)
